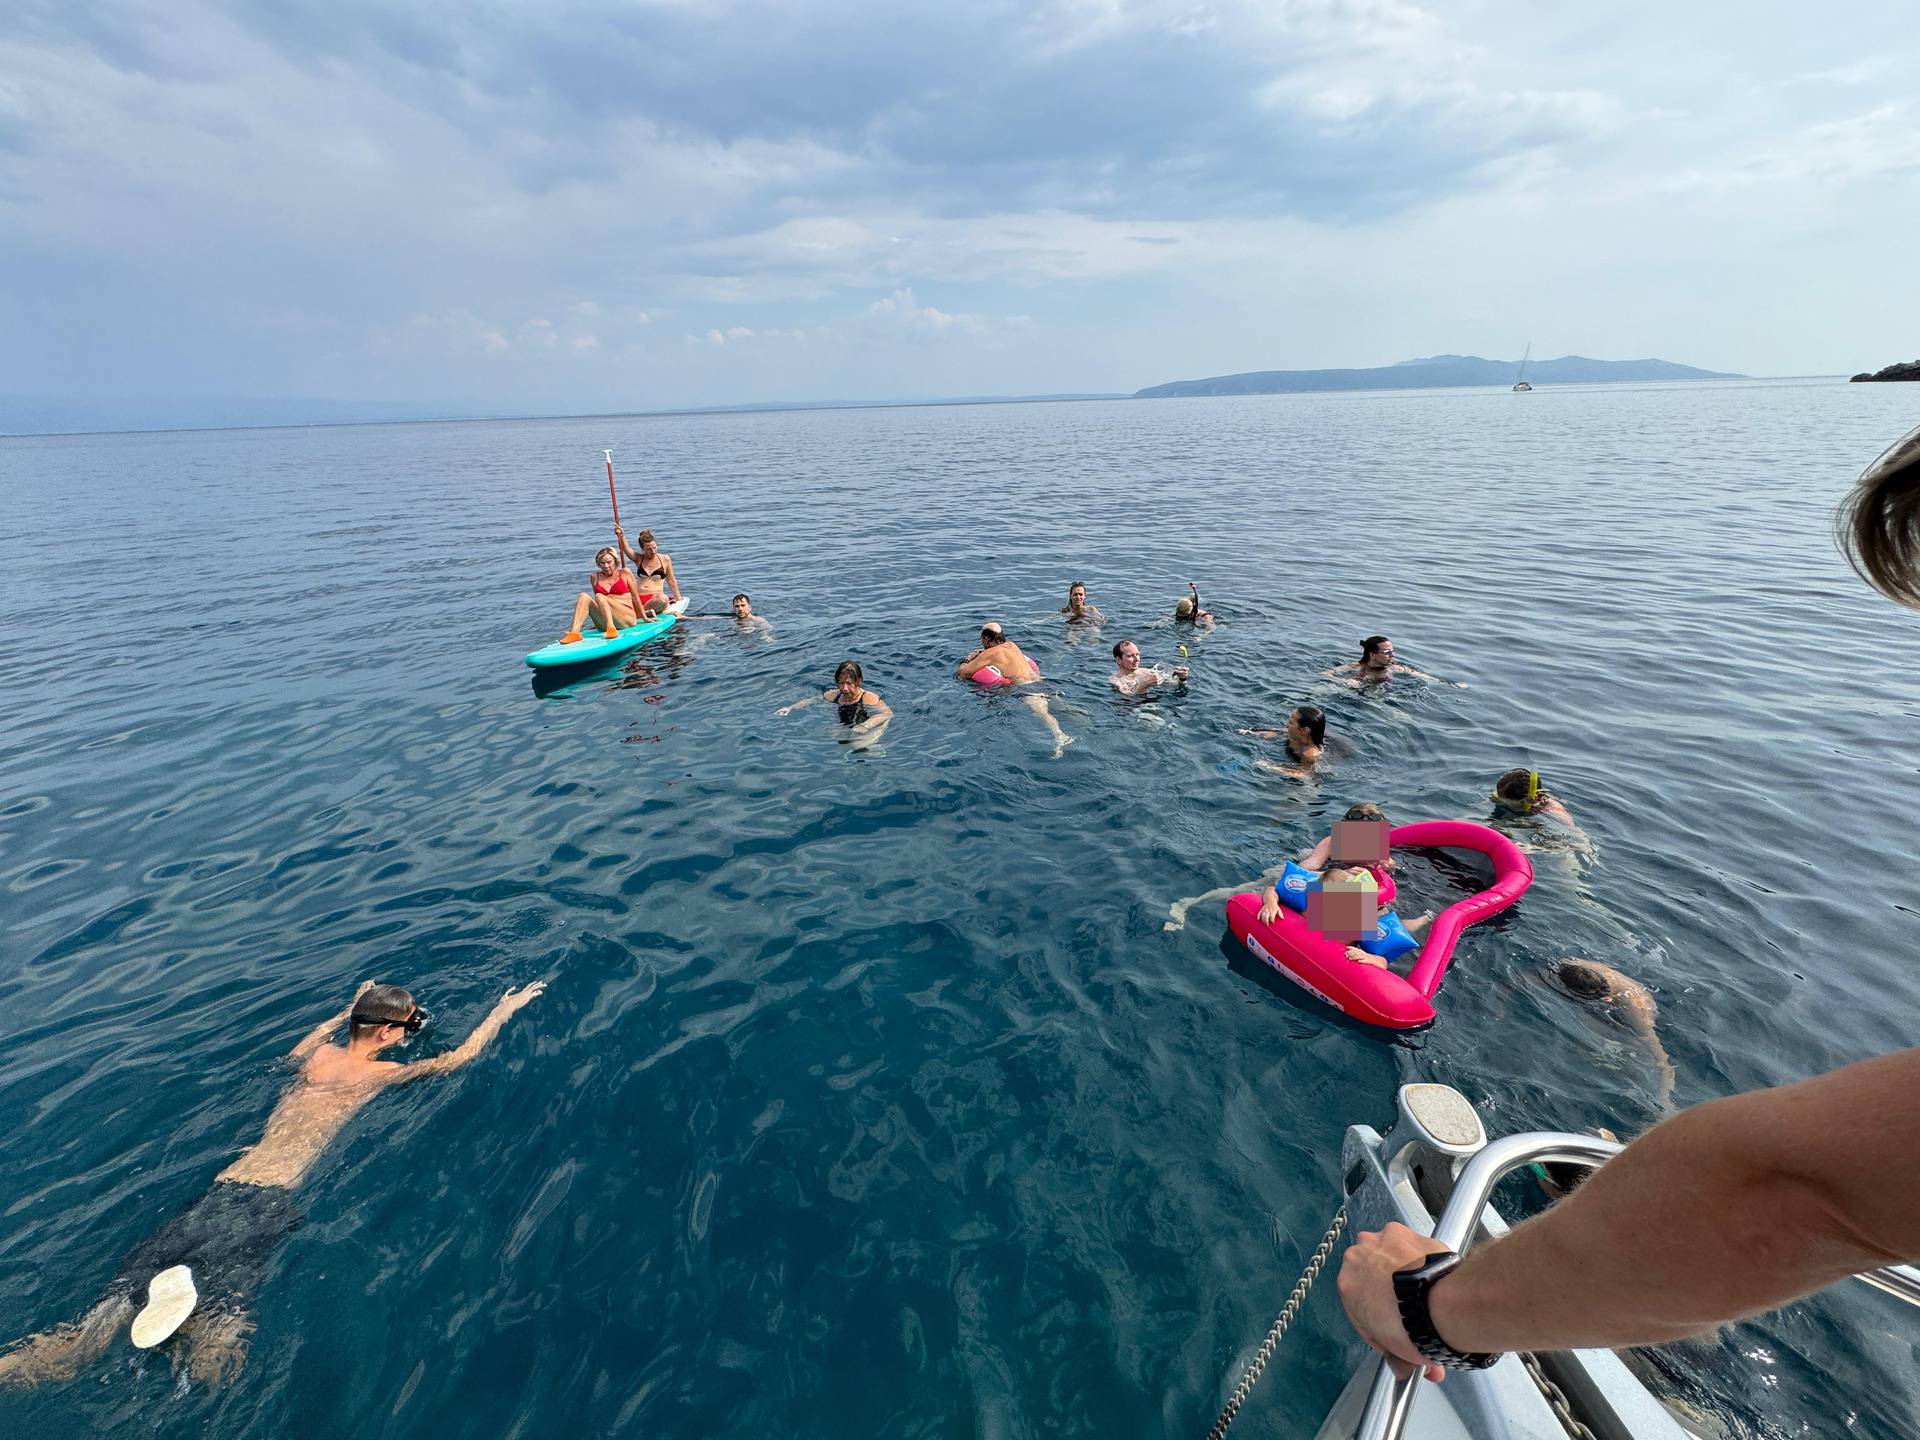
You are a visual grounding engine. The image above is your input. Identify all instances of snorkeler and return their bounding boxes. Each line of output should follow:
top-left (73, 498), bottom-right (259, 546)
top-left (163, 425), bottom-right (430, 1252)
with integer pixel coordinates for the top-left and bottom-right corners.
top-left (1241, 705), bottom-right (1326, 777)
top-left (957, 623), bottom-right (1072, 756)
top-left (1553, 958), bottom-right (1676, 1110)
top-left (1109, 640), bottom-right (1188, 696)
top-left (776, 660), bottom-right (892, 733)
top-left (1060, 582), bottom-right (1104, 623)
top-left (1173, 582), bottom-right (1216, 630)
top-left (0, 980), bottom-right (545, 1388)
top-left (1325, 635), bottom-right (1465, 688)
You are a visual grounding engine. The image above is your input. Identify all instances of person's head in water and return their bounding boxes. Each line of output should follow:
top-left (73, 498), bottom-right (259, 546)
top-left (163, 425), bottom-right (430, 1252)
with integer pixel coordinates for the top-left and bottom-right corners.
top-left (1838, 420), bottom-right (1920, 609)
top-left (1174, 597), bottom-right (1196, 621)
top-left (834, 660), bottom-right (864, 700)
top-left (1066, 582), bottom-right (1089, 616)
top-left (1554, 958), bottom-right (1616, 1001)
top-left (348, 984), bottom-right (426, 1050)
top-left (980, 622), bottom-right (1006, 647)
top-left (732, 593), bottom-right (753, 619)
top-left (1360, 635), bottom-right (1394, 671)
top-left (1344, 802), bottom-right (1388, 825)
top-left (595, 547), bottom-right (619, 574)
top-left (1287, 705), bottom-right (1327, 751)
top-left (1493, 767), bottom-right (1545, 813)
top-left (1331, 803), bottom-right (1391, 867)
top-left (1112, 639), bottom-right (1142, 673)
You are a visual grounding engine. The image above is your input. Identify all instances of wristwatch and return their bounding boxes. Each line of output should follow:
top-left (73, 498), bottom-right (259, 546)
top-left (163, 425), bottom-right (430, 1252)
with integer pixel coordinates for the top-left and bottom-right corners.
top-left (1392, 1250), bottom-right (1500, 1370)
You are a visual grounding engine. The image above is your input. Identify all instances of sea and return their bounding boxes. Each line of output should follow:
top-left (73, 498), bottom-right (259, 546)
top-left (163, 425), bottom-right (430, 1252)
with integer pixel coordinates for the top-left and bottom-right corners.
top-left (1, 378), bottom-right (1917, 1438)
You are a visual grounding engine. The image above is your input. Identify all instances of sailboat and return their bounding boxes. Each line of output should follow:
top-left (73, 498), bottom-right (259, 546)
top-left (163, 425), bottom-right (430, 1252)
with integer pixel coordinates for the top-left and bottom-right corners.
top-left (1512, 342), bottom-right (1533, 392)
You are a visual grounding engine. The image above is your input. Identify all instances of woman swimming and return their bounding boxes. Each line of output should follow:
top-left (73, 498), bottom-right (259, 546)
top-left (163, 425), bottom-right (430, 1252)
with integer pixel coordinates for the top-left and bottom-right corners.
top-left (776, 661), bottom-right (893, 733)
top-left (560, 547), bottom-right (660, 643)
top-left (1324, 635), bottom-right (1465, 688)
top-left (1173, 582), bottom-right (1216, 630)
top-left (1241, 705), bottom-right (1327, 777)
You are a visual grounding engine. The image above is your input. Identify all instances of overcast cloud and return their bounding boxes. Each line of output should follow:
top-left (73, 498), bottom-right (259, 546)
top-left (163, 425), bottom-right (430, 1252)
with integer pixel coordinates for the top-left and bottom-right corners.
top-left (2, 1), bottom-right (1915, 416)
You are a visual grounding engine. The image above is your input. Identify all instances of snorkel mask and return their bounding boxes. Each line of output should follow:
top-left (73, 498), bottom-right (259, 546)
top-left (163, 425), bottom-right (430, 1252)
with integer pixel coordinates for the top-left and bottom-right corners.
top-left (350, 1003), bottom-right (429, 1034)
top-left (1492, 770), bottom-right (1541, 812)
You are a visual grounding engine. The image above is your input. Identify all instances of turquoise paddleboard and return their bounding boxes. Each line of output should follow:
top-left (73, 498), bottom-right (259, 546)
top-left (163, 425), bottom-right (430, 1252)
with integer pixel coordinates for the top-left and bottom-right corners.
top-left (524, 599), bottom-right (686, 670)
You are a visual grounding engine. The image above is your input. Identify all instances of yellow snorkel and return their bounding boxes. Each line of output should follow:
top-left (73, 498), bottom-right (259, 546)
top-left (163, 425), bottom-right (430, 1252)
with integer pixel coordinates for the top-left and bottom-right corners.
top-left (1491, 770), bottom-right (1541, 812)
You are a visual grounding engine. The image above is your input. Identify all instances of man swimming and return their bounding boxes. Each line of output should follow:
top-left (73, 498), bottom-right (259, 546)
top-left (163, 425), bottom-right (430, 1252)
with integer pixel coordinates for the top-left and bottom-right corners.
top-left (1109, 639), bottom-right (1188, 696)
top-left (0, 979), bottom-right (546, 1387)
top-left (1554, 958), bottom-right (1675, 1109)
top-left (730, 593), bottom-right (773, 634)
top-left (957, 622), bottom-right (1073, 756)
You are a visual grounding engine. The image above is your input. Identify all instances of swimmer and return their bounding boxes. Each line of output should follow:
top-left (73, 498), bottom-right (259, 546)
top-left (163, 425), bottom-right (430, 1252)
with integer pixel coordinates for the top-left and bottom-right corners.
top-left (614, 525), bottom-right (681, 609)
top-left (1173, 582), bottom-right (1216, 630)
top-left (957, 623), bottom-right (1072, 756)
top-left (1163, 802), bottom-right (1388, 932)
top-left (1325, 635), bottom-right (1465, 688)
top-left (1060, 581), bottom-right (1104, 624)
top-left (1109, 640), bottom-right (1188, 697)
top-left (1298, 802), bottom-right (1394, 876)
top-left (776, 660), bottom-right (893, 734)
top-left (0, 980), bottom-right (546, 1388)
top-left (730, 593), bottom-right (773, 634)
top-left (561, 547), bottom-right (661, 643)
top-left (1241, 705), bottom-right (1327, 777)
top-left (1553, 958), bottom-right (1676, 1109)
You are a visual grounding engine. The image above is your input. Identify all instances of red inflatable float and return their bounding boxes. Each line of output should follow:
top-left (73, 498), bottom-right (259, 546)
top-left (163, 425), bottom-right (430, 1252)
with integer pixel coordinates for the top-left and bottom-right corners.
top-left (1225, 819), bottom-right (1532, 1029)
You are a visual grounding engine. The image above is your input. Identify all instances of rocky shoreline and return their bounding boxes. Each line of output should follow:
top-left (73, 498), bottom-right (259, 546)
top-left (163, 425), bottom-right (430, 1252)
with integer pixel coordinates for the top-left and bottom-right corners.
top-left (1850, 360), bottom-right (1920, 382)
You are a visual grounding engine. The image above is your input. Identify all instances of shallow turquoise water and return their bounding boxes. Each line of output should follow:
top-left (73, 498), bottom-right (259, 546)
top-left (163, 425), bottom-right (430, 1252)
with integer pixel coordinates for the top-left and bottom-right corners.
top-left (2, 380), bottom-right (1918, 1437)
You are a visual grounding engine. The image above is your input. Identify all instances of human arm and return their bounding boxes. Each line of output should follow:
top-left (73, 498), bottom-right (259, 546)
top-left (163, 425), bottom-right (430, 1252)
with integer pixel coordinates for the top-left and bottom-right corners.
top-left (956, 649), bottom-right (986, 680)
top-left (1300, 835), bottom-right (1333, 869)
top-left (1257, 886), bottom-right (1283, 925)
top-left (613, 525), bottom-right (636, 567)
top-left (856, 691), bottom-right (892, 728)
top-left (661, 554), bottom-right (682, 603)
top-left (1239, 727), bottom-right (1283, 740)
top-left (1336, 1047), bottom-right (1920, 1373)
top-left (394, 982), bottom-right (547, 1083)
top-left (290, 980), bottom-right (375, 1059)
top-left (776, 691), bottom-right (830, 717)
top-left (1394, 662), bottom-right (1460, 686)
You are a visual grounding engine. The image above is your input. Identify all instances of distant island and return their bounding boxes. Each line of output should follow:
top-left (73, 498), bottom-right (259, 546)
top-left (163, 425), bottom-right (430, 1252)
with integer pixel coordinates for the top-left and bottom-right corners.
top-left (1850, 360), bottom-right (1920, 382)
top-left (1134, 354), bottom-right (1743, 398)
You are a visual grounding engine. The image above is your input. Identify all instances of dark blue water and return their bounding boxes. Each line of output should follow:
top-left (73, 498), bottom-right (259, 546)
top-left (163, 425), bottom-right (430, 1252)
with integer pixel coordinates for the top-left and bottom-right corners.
top-left (2, 381), bottom-right (1917, 1438)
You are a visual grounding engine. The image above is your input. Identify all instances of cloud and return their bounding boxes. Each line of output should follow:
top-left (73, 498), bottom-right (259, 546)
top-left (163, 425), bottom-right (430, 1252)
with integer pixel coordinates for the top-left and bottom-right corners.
top-left (863, 288), bottom-right (1028, 341)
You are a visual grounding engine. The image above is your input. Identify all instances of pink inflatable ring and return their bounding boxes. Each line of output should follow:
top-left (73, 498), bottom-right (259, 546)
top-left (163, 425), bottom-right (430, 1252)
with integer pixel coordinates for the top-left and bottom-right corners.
top-left (1226, 820), bottom-right (1532, 1030)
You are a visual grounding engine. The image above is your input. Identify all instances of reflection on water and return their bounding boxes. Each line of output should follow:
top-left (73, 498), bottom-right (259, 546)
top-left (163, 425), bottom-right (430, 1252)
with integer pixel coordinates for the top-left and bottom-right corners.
top-left (1, 381), bottom-right (1918, 1437)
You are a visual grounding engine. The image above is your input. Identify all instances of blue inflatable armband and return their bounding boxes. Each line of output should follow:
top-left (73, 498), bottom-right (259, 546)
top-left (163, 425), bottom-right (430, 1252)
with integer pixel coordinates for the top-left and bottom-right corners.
top-left (1358, 909), bottom-right (1420, 961)
top-left (1275, 861), bottom-right (1317, 912)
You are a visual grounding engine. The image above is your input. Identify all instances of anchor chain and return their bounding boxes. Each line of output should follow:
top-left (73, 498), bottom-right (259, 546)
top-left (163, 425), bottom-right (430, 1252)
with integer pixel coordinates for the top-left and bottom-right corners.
top-left (1519, 1352), bottom-right (1600, 1440)
top-left (1205, 1205), bottom-right (1349, 1440)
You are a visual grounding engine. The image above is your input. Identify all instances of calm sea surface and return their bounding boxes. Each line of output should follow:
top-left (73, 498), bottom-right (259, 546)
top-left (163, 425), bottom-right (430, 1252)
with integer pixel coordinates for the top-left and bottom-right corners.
top-left (2, 381), bottom-right (1918, 1438)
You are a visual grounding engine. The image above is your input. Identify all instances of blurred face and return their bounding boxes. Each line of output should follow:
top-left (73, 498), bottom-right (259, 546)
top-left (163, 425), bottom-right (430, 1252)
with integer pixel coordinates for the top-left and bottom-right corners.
top-left (1115, 642), bottom-right (1141, 671)
top-left (1331, 819), bottom-right (1389, 866)
top-left (1306, 876), bottom-right (1378, 943)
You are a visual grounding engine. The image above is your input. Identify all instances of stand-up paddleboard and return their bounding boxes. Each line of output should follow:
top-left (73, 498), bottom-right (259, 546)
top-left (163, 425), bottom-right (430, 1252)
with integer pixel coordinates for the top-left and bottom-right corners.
top-left (525, 598), bottom-right (687, 670)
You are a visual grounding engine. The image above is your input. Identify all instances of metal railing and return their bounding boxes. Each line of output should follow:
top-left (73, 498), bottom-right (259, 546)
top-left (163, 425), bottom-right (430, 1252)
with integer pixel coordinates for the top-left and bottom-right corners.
top-left (1352, 1131), bottom-right (1920, 1440)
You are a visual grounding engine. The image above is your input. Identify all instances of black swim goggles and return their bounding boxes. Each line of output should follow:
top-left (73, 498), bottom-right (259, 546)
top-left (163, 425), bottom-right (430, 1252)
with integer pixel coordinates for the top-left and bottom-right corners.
top-left (350, 1005), bottom-right (429, 1033)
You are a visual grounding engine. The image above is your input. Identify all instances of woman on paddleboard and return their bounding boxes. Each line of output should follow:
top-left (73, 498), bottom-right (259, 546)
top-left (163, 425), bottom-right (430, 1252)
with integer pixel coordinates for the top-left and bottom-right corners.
top-left (561, 547), bottom-right (660, 644)
top-left (615, 525), bottom-right (682, 610)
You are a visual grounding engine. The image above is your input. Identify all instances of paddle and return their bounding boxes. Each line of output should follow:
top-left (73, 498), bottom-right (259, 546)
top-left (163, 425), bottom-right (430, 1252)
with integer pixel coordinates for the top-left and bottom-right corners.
top-left (603, 449), bottom-right (623, 552)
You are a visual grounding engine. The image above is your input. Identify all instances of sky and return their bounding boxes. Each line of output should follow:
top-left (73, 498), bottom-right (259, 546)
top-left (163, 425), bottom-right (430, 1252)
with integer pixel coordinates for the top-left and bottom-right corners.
top-left (2, 1), bottom-right (1916, 419)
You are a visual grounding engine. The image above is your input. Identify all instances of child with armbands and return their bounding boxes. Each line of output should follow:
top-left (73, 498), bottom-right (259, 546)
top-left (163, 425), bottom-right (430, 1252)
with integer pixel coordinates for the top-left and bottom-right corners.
top-left (1256, 799), bottom-right (1433, 964)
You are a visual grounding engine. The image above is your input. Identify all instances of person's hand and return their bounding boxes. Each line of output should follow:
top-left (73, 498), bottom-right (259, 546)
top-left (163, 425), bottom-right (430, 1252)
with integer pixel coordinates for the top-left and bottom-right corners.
top-left (1455, 681), bottom-right (1469, 689)
top-left (355, 979), bottom-right (377, 999)
top-left (1188, 581), bottom-right (1199, 593)
top-left (775, 706), bottom-right (793, 716)
top-left (1336, 1221), bottom-right (1455, 1384)
top-left (1258, 894), bottom-right (1281, 925)
top-left (614, 523), bottom-right (625, 538)
top-left (1173, 665), bottom-right (1190, 680)
top-left (496, 981), bottom-right (547, 1016)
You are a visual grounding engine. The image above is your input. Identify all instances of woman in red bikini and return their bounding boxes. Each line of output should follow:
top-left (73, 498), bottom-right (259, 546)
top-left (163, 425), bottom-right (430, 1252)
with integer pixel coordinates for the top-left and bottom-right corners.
top-left (560, 547), bottom-right (660, 644)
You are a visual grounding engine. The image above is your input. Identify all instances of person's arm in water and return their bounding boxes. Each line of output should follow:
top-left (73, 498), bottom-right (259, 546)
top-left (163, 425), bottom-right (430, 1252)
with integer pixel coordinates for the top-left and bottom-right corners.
top-left (1337, 1047), bottom-right (1920, 1378)
top-left (1257, 884), bottom-right (1284, 925)
top-left (289, 981), bottom-right (375, 1060)
top-left (1239, 726), bottom-right (1283, 740)
top-left (393, 983), bottom-right (546, 1084)
top-left (1300, 835), bottom-right (1334, 869)
top-left (855, 691), bottom-right (892, 730)
top-left (1394, 662), bottom-right (1466, 688)
top-left (776, 690), bottom-right (832, 717)
top-left (956, 649), bottom-right (988, 680)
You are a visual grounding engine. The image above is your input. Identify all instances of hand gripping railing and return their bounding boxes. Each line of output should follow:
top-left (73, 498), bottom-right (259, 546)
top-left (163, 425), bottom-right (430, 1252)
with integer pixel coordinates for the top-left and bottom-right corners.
top-left (1353, 1132), bottom-right (1920, 1440)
